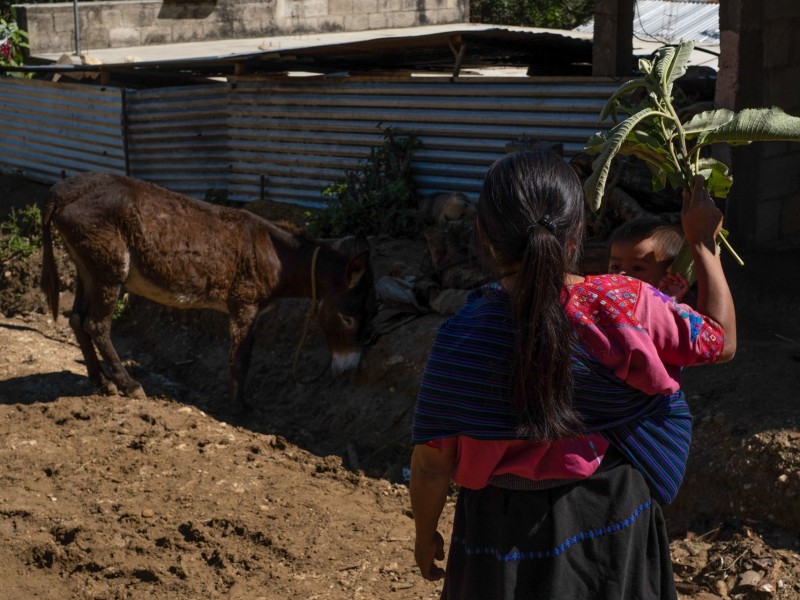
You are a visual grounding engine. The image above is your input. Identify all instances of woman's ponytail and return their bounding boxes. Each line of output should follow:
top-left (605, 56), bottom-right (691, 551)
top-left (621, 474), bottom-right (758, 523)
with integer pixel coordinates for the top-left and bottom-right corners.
top-left (476, 151), bottom-right (585, 440)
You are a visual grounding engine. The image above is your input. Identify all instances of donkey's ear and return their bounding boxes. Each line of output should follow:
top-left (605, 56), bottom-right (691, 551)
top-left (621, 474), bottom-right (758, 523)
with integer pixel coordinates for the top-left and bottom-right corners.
top-left (345, 250), bottom-right (370, 290)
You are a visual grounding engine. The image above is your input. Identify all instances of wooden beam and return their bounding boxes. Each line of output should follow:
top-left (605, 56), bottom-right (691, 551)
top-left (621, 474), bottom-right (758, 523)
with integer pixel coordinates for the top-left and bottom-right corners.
top-left (592, 0), bottom-right (635, 76)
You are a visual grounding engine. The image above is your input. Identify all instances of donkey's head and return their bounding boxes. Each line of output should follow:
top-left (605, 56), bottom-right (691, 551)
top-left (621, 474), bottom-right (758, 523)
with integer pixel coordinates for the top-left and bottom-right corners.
top-left (317, 234), bottom-right (377, 375)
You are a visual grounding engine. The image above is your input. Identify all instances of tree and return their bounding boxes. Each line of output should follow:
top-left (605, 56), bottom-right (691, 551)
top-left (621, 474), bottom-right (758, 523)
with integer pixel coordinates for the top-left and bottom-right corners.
top-left (470, 0), bottom-right (595, 30)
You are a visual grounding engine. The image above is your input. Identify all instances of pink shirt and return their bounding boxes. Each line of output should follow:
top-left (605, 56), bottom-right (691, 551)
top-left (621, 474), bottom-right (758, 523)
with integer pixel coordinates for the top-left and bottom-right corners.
top-left (428, 435), bottom-right (609, 490)
top-left (564, 275), bottom-right (724, 395)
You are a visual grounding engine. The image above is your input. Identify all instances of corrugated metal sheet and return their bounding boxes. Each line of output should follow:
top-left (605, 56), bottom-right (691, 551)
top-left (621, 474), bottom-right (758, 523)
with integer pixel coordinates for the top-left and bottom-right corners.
top-left (575, 0), bottom-right (719, 45)
top-left (0, 77), bottom-right (125, 183)
top-left (125, 84), bottom-right (230, 199)
top-left (227, 77), bottom-right (619, 206)
top-left (1, 75), bottom-right (618, 207)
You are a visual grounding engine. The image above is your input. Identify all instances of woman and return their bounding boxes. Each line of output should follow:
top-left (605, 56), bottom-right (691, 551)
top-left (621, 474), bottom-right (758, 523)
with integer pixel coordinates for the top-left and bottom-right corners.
top-left (410, 151), bottom-right (736, 599)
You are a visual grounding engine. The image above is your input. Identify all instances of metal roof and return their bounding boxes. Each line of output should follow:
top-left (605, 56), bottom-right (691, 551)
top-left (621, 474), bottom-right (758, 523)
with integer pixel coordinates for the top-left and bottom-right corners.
top-left (575, 0), bottom-right (719, 45)
top-left (14, 25), bottom-right (593, 84)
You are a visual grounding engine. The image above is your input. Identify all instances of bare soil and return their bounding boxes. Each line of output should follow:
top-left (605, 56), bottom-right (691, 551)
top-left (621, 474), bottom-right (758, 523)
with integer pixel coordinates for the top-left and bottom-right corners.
top-left (1, 173), bottom-right (799, 600)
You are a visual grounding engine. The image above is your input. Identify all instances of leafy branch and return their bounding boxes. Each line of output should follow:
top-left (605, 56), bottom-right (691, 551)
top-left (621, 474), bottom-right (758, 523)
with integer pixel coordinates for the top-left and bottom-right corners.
top-left (584, 42), bottom-right (800, 274)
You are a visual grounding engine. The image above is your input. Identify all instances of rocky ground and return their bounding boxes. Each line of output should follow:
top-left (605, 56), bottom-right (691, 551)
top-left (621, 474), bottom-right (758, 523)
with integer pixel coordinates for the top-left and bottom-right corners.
top-left (0, 173), bottom-right (799, 599)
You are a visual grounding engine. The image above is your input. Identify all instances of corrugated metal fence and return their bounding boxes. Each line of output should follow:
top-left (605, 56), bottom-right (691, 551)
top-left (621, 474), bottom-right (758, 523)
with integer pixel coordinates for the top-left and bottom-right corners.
top-left (0, 77), bottom-right (126, 182)
top-left (0, 76), bottom-right (617, 205)
top-left (126, 84), bottom-right (230, 199)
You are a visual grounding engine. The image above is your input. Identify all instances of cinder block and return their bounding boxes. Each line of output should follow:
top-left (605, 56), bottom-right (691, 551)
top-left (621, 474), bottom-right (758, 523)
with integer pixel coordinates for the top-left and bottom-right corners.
top-left (329, 0), bottom-right (353, 15)
top-left (754, 199), bottom-right (782, 244)
top-left (132, 4), bottom-right (162, 28)
top-left (51, 6), bottom-right (77, 34)
top-left (172, 23), bottom-right (205, 43)
top-left (765, 65), bottom-right (800, 111)
top-left (368, 12), bottom-right (389, 28)
top-left (763, 21), bottom-right (795, 68)
top-left (379, 0), bottom-right (402, 11)
top-left (344, 14), bottom-right (370, 30)
top-left (759, 151), bottom-right (800, 201)
top-left (301, 0), bottom-right (328, 17)
top-left (764, 0), bottom-right (800, 20)
top-left (141, 26), bottom-right (171, 45)
top-left (108, 27), bottom-right (142, 48)
top-left (780, 193), bottom-right (800, 237)
top-left (320, 16), bottom-right (345, 31)
top-left (354, 0), bottom-right (379, 14)
top-left (388, 11), bottom-right (416, 28)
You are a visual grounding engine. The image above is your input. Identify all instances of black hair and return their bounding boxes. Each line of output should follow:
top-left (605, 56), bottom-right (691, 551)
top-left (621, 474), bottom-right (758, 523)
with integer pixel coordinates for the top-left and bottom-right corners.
top-left (475, 151), bottom-right (584, 441)
top-left (608, 216), bottom-right (684, 263)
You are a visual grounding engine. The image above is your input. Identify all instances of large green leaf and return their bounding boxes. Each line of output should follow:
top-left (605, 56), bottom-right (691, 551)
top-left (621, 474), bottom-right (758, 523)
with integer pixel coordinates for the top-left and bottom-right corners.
top-left (651, 42), bottom-right (694, 99)
top-left (696, 107), bottom-right (800, 148)
top-left (598, 78), bottom-right (651, 122)
top-left (583, 108), bottom-right (659, 210)
top-left (664, 42), bottom-right (695, 93)
top-left (652, 45), bottom-right (676, 87)
top-left (682, 109), bottom-right (736, 138)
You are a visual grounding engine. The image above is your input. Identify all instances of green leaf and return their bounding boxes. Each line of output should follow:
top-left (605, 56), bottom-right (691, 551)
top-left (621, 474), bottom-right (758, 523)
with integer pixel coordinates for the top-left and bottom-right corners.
top-left (598, 78), bottom-right (650, 122)
top-left (668, 243), bottom-right (697, 286)
top-left (682, 109), bottom-right (736, 138)
top-left (584, 131), bottom-right (607, 155)
top-left (652, 46), bottom-right (676, 89)
top-left (583, 107), bottom-right (660, 211)
top-left (665, 42), bottom-right (695, 91)
top-left (652, 42), bottom-right (695, 98)
top-left (695, 107), bottom-right (800, 148)
top-left (695, 157), bottom-right (733, 198)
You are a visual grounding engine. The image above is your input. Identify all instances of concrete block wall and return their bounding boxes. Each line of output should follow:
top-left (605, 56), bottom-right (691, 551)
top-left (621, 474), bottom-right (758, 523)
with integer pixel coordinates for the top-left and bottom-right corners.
top-left (14, 0), bottom-right (468, 55)
top-left (717, 0), bottom-right (800, 249)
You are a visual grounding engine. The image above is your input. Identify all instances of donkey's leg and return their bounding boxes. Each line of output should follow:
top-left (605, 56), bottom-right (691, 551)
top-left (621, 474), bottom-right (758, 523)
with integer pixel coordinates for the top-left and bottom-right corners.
top-left (83, 282), bottom-right (146, 399)
top-left (227, 305), bottom-right (260, 412)
top-left (68, 276), bottom-right (118, 395)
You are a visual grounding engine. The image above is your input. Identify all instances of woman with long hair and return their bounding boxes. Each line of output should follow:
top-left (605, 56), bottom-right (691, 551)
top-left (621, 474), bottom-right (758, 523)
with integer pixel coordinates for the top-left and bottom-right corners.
top-left (410, 151), bottom-right (736, 599)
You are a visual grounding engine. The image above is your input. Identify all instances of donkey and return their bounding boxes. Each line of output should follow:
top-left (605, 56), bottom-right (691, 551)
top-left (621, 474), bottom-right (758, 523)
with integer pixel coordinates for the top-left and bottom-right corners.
top-left (40, 172), bottom-right (377, 412)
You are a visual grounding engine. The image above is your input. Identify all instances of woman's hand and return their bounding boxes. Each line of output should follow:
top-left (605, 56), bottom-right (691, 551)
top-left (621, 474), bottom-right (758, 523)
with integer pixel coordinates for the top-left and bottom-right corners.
top-left (681, 175), bottom-right (723, 252)
top-left (410, 442), bottom-right (456, 582)
top-left (415, 530), bottom-right (446, 580)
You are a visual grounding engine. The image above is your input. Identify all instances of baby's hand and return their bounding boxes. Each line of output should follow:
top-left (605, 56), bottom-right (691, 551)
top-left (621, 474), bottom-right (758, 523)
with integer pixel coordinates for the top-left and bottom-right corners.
top-left (659, 273), bottom-right (689, 302)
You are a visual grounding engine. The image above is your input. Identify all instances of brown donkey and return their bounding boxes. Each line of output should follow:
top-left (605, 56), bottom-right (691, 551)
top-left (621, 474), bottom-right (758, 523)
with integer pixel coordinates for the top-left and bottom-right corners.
top-left (40, 172), bottom-right (376, 411)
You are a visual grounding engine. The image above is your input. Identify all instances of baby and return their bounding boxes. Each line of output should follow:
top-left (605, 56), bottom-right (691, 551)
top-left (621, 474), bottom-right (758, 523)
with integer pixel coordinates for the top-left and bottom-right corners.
top-left (607, 216), bottom-right (691, 303)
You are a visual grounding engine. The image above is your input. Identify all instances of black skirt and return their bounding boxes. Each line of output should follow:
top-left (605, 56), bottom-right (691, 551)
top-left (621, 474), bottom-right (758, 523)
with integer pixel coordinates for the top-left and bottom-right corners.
top-left (441, 454), bottom-right (677, 600)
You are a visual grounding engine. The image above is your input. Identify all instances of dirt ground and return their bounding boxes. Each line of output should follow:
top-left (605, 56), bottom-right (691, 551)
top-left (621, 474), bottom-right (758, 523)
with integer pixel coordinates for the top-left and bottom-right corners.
top-left (1, 173), bottom-right (799, 600)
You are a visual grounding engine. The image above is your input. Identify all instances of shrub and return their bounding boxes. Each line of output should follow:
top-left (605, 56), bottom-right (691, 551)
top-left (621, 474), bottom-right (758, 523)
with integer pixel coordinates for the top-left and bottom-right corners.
top-left (0, 203), bottom-right (42, 260)
top-left (309, 128), bottom-right (422, 239)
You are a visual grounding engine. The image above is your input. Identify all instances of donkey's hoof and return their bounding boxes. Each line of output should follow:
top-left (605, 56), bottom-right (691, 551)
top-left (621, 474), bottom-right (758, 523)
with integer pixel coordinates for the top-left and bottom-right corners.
top-left (124, 385), bottom-right (147, 399)
top-left (97, 381), bottom-right (119, 396)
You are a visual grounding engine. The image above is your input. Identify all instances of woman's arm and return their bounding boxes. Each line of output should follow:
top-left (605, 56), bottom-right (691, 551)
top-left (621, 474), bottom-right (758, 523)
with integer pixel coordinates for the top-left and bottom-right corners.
top-left (410, 442), bottom-right (456, 581)
top-left (682, 176), bottom-right (737, 362)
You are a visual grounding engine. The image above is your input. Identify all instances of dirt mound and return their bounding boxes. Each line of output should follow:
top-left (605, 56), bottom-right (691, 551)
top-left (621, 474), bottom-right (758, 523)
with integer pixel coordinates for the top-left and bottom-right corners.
top-left (1, 173), bottom-right (799, 599)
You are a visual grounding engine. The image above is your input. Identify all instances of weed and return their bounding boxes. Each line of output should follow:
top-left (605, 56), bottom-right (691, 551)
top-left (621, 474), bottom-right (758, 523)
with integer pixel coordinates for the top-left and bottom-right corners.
top-left (309, 128), bottom-right (422, 239)
top-left (0, 203), bottom-right (42, 260)
top-left (112, 293), bottom-right (130, 322)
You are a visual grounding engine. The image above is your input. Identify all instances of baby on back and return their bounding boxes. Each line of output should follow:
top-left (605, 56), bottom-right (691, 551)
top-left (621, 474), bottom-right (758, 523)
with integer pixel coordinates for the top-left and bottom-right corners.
top-left (607, 215), bottom-right (692, 303)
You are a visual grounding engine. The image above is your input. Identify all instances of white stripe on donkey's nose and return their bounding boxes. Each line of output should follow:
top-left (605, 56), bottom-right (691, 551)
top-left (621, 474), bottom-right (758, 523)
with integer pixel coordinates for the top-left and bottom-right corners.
top-left (331, 351), bottom-right (362, 376)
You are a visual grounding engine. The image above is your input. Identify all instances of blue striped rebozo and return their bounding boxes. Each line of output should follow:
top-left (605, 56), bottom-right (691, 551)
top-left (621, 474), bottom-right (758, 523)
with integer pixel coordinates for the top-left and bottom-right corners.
top-left (411, 285), bottom-right (691, 505)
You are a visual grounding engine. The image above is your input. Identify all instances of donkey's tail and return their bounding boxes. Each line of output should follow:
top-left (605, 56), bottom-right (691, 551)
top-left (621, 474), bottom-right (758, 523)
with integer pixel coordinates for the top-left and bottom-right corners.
top-left (40, 201), bottom-right (60, 320)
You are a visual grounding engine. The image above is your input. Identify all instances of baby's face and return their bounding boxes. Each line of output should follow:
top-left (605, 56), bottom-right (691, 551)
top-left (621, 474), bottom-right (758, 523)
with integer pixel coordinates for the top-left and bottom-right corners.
top-left (608, 239), bottom-right (670, 287)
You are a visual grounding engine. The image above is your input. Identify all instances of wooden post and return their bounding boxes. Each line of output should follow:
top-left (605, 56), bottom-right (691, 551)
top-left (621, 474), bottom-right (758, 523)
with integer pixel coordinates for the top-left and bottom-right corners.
top-left (592, 0), bottom-right (635, 76)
